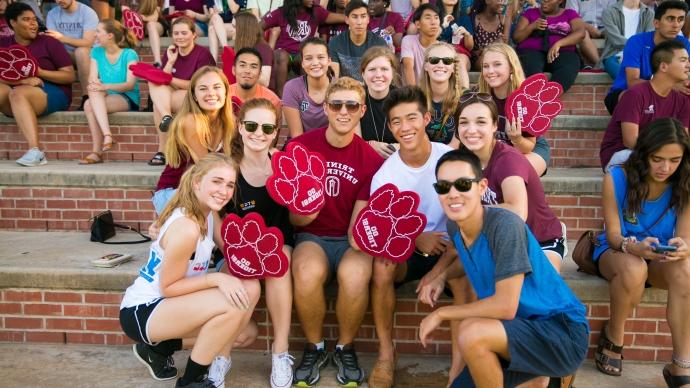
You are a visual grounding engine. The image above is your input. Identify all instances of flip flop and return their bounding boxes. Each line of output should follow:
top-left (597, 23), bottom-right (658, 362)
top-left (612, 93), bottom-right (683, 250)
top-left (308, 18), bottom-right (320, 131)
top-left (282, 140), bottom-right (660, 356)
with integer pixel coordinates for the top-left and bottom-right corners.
top-left (79, 153), bottom-right (103, 165)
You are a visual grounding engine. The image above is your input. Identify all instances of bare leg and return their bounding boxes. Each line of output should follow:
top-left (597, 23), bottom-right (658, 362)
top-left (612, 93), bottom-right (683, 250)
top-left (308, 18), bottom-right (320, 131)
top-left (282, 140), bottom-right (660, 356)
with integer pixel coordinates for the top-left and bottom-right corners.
top-left (446, 276), bottom-right (475, 384)
top-left (457, 54), bottom-right (471, 91)
top-left (275, 49), bottom-right (290, 98)
top-left (8, 86), bottom-right (47, 149)
top-left (208, 14), bottom-right (228, 62)
top-left (579, 30), bottom-right (600, 66)
top-left (525, 152), bottom-right (547, 177)
top-left (0, 83), bottom-right (12, 115)
top-left (292, 241), bottom-right (329, 344)
top-left (371, 259), bottom-right (404, 361)
top-left (264, 246), bottom-right (293, 353)
top-left (543, 250), bottom-right (562, 273)
top-left (147, 21), bottom-right (164, 65)
top-left (148, 83), bottom-right (175, 153)
top-left (456, 318), bottom-right (510, 388)
top-left (74, 47), bottom-right (92, 96)
top-left (335, 249), bottom-right (373, 345)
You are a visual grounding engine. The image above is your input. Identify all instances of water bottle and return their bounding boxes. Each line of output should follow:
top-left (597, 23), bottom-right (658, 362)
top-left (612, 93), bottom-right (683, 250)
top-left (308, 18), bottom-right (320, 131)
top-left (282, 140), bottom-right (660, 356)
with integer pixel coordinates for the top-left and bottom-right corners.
top-left (451, 24), bottom-right (462, 45)
top-left (383, 31), bottom-right (394, 51)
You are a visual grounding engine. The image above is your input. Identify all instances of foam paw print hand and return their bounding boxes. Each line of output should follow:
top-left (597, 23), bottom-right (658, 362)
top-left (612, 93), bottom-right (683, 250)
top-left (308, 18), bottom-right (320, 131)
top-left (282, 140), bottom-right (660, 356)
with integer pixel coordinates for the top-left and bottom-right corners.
top-left (221, 212), bottom-right (289, 279)
top-left (266, 142), bottom-right (326, 216)
top-left (353, 183), bottom-right (427, 263)
top-left (0, 45), bottom-right (38, 83)
top-left (505, 73), bottom-right (563, 136)
top-left (121, 7), bottom-right (145, 41)
top-left (129, 62), bottom-right (172, 85)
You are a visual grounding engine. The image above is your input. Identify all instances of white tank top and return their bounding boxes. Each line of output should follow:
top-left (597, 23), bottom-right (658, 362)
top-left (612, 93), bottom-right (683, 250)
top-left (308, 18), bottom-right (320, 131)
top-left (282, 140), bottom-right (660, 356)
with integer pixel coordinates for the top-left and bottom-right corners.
top-left (121, 208), bottom-right (215, 308)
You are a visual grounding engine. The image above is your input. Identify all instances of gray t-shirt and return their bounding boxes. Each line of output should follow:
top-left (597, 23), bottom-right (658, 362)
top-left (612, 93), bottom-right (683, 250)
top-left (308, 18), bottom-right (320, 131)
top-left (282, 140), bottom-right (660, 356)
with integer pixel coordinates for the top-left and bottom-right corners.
top-left (328, 31), bottom-right (388, 82)
top-left (46, 2), bottom-right (98, 51)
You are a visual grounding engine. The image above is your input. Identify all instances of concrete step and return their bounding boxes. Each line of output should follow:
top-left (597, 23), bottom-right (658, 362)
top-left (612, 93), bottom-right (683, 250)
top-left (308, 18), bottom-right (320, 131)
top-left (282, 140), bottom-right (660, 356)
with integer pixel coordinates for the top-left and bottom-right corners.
top-left (0, 113), bottom-right (609, 167)
top-left (0, 343), bottom-right (668, 388)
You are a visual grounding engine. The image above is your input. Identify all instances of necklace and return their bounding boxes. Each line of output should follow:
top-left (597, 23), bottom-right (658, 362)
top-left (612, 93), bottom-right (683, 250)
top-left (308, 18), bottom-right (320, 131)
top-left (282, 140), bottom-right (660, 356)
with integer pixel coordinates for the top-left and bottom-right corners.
top-left (366, 92), bottom-right (386, 143)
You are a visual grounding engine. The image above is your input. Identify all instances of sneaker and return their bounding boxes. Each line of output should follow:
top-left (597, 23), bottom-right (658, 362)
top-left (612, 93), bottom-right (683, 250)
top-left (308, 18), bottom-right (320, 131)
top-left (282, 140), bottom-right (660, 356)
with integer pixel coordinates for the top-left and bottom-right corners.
top-left (271, 352), bottom-right (295, 388)
top-left (208, 355), bottom-right (232, 388)
top-left (561, 221), bottom-right (569, 258)
top-left (293, 343), bottom-right (329, 387)
top-left (132, 343), bottom-right (177, 381)
top-left (16, 148), bottom-right (47, 167)
top-left (333, 344), bottom-right (364, 387)
top-left (175, 377), bottom-right (216, 387)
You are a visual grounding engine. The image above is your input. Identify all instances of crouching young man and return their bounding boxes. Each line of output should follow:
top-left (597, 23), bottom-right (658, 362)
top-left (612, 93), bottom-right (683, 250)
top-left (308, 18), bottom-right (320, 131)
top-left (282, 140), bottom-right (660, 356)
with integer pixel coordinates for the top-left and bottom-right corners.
top-left (419, 149), bottom-right (589, 387)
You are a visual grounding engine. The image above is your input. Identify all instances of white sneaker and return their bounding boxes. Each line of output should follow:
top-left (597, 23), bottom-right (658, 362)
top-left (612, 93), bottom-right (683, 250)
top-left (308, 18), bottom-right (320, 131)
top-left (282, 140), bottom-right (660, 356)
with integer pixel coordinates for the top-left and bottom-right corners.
top-left (16, 148), bottom-right (47, 167)
top-left (208, 355), bottom-right (231, 388)
top-left (270, 352), bottom-right (295, 388)
top-left (561, 222), bottom-right (569, 258)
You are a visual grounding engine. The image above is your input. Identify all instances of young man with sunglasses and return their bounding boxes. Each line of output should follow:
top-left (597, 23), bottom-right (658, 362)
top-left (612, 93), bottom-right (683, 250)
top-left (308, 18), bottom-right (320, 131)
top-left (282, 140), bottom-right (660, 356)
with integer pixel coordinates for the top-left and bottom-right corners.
top-left (289, 77), bottom-right (384, 387)
top-left (228, 47), bottom-right (282, 115)
top-left (419, 148), bottom-right (589, 388)
top-left (365, 86), bottom-right (455, 388)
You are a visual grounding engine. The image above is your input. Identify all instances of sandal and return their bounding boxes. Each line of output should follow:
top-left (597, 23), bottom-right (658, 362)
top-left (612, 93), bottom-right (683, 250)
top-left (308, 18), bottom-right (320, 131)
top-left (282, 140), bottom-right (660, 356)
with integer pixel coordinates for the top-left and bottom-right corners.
top-left (148, 152), bottom-right (166, 166)
top-left (595, 321), bottom-right (624, 376)
top-left (101, 134), bottom-right (115, 152)
top-left (664, 362), bottom-right (690, 388)
top-left (78, 152), bottom-right (103, 165)
top-left (159, 115), bottom-right (173, 133)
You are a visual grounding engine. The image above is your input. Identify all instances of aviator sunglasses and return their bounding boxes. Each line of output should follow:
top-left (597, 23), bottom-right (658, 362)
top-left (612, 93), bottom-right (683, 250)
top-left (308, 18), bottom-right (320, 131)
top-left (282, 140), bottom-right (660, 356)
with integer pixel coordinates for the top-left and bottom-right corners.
top-left (433, 177), bottom-right (482, 194)
top-left (243, 121), bottom-right (277, 135)
top-left (427, 56), bottom-right (456, 65)
top-left (459, 91), bottom-right (493, 104)
top-left (328, 100), bottom-right (362, 113)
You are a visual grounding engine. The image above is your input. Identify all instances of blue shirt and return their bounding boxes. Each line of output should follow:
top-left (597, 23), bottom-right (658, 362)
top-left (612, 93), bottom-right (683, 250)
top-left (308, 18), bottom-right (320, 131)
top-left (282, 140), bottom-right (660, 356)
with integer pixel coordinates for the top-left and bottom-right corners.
top-left (609, 31), bottom-right (690, 93)
top-left (449, 207), bottom-right (588, 327)
top-left (91, 46), bottom-right (140, 106)
top-left (593, 165), bottom-right (677, 260)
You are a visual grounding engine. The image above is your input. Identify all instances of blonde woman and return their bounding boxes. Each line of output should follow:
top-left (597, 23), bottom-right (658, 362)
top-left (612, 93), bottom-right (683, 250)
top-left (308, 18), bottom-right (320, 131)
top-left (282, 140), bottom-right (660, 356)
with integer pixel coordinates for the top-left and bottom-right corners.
top-left (80, 19), bottom-right (139, 165)
top-left (152, 66), bottom-right (235, 214)
top-left (120, 153), bottom-right (259, 386)
top-left (478, 42), bottom-right (551, 176)
top-left (419, 41), bottom-right (466, 146)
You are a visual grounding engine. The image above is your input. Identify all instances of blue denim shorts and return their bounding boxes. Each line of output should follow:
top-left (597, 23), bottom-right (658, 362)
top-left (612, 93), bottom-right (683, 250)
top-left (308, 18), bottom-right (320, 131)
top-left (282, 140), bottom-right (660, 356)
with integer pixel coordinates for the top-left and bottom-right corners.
top-left (295, 232), bottom-right (351, 276)
top-left (152, 188), bottom-right (177, 215)
top-left (40, 82), bottom-right (70, 116)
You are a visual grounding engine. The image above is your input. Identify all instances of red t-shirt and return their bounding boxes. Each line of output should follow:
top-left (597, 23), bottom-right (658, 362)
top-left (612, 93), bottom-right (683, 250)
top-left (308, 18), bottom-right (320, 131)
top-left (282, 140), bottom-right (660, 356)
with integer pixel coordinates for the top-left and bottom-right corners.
top-left (482, 141), bottom-right (562, 242)
top-left (292, 127), bottom-right (384, 237)
top-left (263, 5), bottom-right (330, 54)
top-left (600, 82), bottom-right (690, 168)
top-left (162, 44), bottom-right (216, 81)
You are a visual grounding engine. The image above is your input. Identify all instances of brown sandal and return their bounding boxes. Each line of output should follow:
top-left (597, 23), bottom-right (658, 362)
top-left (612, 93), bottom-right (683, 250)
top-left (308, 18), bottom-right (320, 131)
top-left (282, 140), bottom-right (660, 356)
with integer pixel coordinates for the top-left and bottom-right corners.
top-left (101, 134), bottom-right (115, 152)
top-left (78, 153), bottom-right (103, 165)
top-left (595, 321), bottom-right (624, 376)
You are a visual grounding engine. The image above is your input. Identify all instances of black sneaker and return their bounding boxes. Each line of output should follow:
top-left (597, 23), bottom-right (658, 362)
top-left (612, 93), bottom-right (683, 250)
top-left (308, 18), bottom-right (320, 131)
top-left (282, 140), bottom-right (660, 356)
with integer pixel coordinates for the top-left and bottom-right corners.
top-left (175, 377), bottom-right (216, 387)
top-left (332, 344), bottom-right (364, 387)
top-left (132, 343), bottom-right (177, 381)
top-left (293, 343), bottom-right (329, 387)
top-left (159, 114), bottom-right (173, 133)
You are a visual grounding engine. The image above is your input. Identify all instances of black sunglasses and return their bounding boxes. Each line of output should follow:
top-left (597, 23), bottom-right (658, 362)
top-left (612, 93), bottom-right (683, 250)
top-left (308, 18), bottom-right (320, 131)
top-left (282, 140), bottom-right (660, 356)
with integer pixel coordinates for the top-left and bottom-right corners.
top-left (427, 56), bottom-right (456, 65)
top-left (433, 177), bottom-right (482, 194)
top-left (243, 121), bottom-right (277, 135)
top-left (328, 100), bottom-right (361, 113)
top-left (459, 91), bottom-right (493, 104)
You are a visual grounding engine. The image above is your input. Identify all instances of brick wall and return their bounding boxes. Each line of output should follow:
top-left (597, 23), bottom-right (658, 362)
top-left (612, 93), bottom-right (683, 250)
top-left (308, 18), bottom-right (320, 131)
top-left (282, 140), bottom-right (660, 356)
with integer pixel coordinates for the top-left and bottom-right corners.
top-left (0, 288), bottom-right (671, 362)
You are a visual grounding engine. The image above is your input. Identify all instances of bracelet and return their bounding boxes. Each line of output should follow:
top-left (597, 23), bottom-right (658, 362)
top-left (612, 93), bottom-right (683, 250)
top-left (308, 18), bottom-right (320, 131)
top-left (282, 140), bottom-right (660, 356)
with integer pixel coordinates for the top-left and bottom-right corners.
top-left (620, 237), bottom-right (634, 254)
top-left (673, 353), bottom-right (690, 369)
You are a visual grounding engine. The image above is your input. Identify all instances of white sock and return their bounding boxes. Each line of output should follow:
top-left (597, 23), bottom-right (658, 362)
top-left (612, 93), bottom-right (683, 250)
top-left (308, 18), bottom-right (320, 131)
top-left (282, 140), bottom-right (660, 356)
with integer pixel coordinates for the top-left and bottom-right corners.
top-left (314, 341), bottom-right (325, 351)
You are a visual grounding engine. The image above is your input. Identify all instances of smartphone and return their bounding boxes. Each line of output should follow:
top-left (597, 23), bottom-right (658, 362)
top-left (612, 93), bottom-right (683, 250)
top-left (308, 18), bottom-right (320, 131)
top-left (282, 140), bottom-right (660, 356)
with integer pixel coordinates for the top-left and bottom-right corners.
top-left (91, 253), bottom-right (133, 268)
top-left (652, 244), bottom-right (677, 253)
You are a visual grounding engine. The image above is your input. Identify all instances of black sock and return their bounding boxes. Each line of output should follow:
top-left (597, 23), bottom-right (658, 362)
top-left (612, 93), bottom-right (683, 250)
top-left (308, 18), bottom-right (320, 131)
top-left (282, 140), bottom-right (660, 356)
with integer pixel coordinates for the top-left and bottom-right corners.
top-left (179, 357), bottom-right (209, 385)
top-left (151, 338), bottom-right (182, 357)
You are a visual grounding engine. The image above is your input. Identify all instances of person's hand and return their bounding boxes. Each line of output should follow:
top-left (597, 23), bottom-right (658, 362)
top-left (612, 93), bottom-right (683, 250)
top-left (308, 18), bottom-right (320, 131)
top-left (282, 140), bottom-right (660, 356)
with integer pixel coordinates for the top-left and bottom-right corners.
top-left (166, 45), bottom-right (179, 63)
top-left (383, 25), bottom-right (395, 36)
top-left (214, 273), bottom-right (251, 310)
top-left (148, 222), bottom-right (161, 240)
top-left (532, 17), bottom-right (547, 31)
top-left (673, 81), bottom-right (690, 95)
top-left (419, 310), bottom-right (443, 347)
top-left (87, 80), bottom-right (105, 92)
top-left (456, 26), bottom-right (469, 36)
top-left (19, 77), bottom-right (43, 87)
top-left (658, 237), bottom-right (689, 261)
top-left (44, 29), bottom-right (64, 42)
top-left (368, 141), bottom-right (396, 158)
top-left (184, 9), bottom-right (197, 19)
top-left (628, 236), bottom-right (667, 261)
top-left (506, 117), bottom-right (523, 142)
top-left (547, 42), bottom-right (561, 63)
top-left (417, 271), bottom-right (446, 307)
top-left (443, 14), bottom-right (454, 28)
top-left (415, 231), bottom-right (448, 257)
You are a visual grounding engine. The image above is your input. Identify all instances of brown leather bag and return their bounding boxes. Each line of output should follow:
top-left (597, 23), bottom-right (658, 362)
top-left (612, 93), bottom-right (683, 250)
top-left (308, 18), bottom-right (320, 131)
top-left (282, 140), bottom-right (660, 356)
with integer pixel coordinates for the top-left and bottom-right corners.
top-left (572, 230), bottom-right (599, 275)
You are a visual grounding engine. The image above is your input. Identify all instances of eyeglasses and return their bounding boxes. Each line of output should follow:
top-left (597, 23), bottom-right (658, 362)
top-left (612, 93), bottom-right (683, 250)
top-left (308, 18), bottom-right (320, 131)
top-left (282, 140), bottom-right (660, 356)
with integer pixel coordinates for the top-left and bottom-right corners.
top-left (433, 177), bottom-right (482, 194)
top-left (327, 100), bottom-right (361, 113)
top-left (243, 121), bottom-right (277, 135)
top-left (459, 91), bottom-right (493, 104)
top-left (427, 56), bottom-right (456, 65)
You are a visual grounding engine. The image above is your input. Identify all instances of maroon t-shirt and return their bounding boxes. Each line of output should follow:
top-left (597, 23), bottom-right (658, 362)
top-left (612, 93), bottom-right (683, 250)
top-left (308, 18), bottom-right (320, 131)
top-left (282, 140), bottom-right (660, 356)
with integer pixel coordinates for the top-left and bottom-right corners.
top-left (368, 11), bottom-right (404, 37)
top-left (482, 141), bottom-right (562, 242)
top-left (292, 127), bottom-right (384, 237)
top-left (162, 44), bottom-right (216, 81)
top-left (600, 82), bottom-right (690, 168)
top-left (263, 5), bottom-right (330, 54)
top-left (155, 155), bottom-right (193, 191)
top-left (319, 23), bottom-right (347, 42)
top-left (171, 0), bottom-right (205, 14)
top-left (0, 34), bottom-right (73, 100)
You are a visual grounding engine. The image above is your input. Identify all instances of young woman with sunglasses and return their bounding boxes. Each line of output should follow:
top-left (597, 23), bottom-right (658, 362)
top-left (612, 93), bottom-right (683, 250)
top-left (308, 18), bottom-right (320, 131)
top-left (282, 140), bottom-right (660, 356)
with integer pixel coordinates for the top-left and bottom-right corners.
top-left (478, 42), bottom-right (550, 176)
top-left (282, 37), bottom-right (331, 139)
top-left (359, 46), bottom-right (399, 159)
top-left (212, 98), bottom-right (296, 388)
top-left (420, 42), bottom-right (467, 146)
top-left (152, 66), bottom-right (234, 215)
top-left (455, 93), bottom-right (566, 271)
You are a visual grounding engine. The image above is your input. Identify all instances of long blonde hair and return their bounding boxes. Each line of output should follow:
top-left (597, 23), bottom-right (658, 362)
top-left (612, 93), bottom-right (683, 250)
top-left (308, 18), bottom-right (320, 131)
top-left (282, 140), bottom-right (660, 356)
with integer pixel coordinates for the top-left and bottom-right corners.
top-left (165, 66), bottom-right (235, 167)
top-left (478, 43), bottom-right (525, 95)
top-left (137, 0), bottom-right (158, 17)
top-left (157, 153), bottom-right (238, 237)
top-left (419, 42), bottom-right (463, 130)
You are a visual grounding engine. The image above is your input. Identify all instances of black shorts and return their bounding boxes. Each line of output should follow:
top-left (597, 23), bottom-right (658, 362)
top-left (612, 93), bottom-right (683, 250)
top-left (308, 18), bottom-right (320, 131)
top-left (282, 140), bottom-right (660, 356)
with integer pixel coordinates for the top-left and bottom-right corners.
top-left (121, 93), bottom-right (140, 112)
top-left (119, 298), bottom-right (163, 345)
top-left (604, 89), bottom-right (624, 115)
top-left (540, 237), bottom-right (566, 260)
top-left (394, 251), bottom-right (441, 287)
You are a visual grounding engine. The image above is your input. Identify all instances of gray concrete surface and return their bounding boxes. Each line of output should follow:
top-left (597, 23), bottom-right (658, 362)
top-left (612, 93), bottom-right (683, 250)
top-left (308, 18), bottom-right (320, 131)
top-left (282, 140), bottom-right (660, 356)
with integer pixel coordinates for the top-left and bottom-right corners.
top-left (0, 343), bottom-right (667, 387)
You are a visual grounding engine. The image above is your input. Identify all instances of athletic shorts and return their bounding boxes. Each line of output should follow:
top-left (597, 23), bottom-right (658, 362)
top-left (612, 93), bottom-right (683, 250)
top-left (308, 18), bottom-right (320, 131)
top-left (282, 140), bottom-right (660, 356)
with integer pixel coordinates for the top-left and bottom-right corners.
top-left (533, 136), bottom-right (551, 168)
top-left (119, 93), bottom-right (140, 112)
top-left (540, 237), bottom-right (566, 260)
top-left (40, 82), bottom-right (70, 116)
top-left (451, 313), bottom-right (588, 387)
top-left (119, 298), bottom-right (164, 345)
top-left (394, 250), bottom-right (441, 287)
top-left (295, 232), bottom-right (351, 276)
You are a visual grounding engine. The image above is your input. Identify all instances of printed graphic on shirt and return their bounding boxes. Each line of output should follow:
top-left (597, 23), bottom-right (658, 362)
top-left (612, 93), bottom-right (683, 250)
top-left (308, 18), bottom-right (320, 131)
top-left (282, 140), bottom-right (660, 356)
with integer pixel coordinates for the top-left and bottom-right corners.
top-left (300, 100), bottom-right (310, 112)
top-left (139, 251), bottom-right (161, 283)
top-left (287, 21), bottom-right (312, 42)
top-left (481, 187), bottom-right (499, 206)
